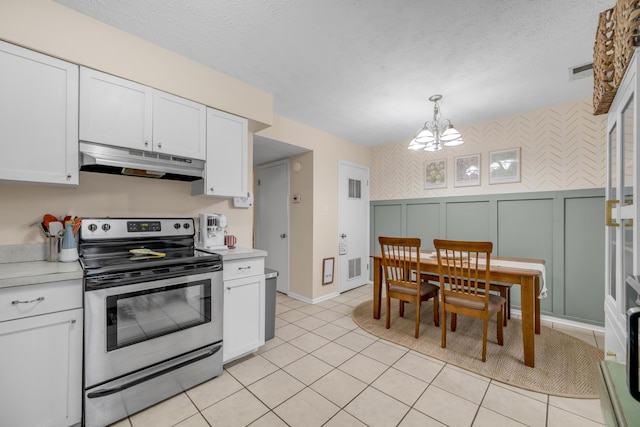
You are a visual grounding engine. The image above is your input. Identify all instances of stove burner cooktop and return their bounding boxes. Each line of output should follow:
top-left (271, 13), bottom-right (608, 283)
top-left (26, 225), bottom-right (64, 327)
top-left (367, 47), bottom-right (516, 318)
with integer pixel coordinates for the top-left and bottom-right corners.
top-left (78, 218), bottom-right (223, 280)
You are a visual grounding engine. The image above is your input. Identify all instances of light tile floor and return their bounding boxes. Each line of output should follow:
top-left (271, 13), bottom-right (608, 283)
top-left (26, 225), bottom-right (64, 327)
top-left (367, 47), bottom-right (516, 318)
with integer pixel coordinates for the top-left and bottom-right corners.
top-left (109, 284), bottom-right (605, 427)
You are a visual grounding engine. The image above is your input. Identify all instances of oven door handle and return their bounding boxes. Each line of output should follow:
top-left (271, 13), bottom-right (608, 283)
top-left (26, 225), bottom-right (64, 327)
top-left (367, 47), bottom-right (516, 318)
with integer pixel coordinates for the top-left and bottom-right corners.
top-left (86, 343), bottom-right (222, 398)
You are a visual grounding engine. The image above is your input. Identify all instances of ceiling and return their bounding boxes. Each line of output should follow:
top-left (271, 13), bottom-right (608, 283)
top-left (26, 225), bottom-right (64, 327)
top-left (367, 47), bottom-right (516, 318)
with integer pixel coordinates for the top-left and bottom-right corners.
top-left (55, 0), bottom-right (612, 162)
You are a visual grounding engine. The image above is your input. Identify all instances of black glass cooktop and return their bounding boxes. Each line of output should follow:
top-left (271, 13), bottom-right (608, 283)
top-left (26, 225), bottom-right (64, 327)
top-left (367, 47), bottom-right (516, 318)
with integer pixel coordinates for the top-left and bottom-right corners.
top-left (79, 237), bottom-right (222, 275)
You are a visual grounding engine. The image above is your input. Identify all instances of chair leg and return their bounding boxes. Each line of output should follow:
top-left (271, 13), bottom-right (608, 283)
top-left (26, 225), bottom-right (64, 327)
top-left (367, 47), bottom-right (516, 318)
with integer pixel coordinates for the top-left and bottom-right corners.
top-left (506, 288), bottom-right (511, 319)
top-left (386, 294), bottom-right (391, 330)
top-left (450, 313), bottom-right (457, 332)
top-left (414, 299), bottom-right (421, 339)
top-left (433, 295), bottom-right (439, 327)
top-left (497, 310), bottom-right (504, 346)
top-left (499, 288), bottom-right (508, 327)
top-left (441, 307), bottom-right (447, 349)
top-left (482, 318), bottom-right (488, 362)
top-left (399, 300), bottom-right (405, 317)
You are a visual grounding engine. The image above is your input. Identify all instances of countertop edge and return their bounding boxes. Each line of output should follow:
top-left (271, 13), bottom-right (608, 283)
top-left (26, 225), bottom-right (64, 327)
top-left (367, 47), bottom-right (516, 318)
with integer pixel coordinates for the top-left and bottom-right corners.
top-left (0, 246), bottom-right (267, 289)
top-left (0, 260), bottom-right (84, 289)
top-left (196, 246), bottom-right (268, 261)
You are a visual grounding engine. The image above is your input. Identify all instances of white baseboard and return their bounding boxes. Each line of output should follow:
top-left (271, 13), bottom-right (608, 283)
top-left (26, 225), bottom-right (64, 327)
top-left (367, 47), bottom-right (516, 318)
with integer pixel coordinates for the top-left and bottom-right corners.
top-left (286, 290), bottom-right (340, 305)
top-left (510, 308), bottom-right (604, 333)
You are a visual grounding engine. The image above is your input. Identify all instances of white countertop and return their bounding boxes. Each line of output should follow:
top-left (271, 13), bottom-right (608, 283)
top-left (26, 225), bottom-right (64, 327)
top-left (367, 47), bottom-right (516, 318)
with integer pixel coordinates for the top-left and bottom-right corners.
top-left (0, 246), bottom-right (265, 290)
top-left (196, 246), bottom-right (268, 261)
top-left (0, 260), bottom-right (83, 289)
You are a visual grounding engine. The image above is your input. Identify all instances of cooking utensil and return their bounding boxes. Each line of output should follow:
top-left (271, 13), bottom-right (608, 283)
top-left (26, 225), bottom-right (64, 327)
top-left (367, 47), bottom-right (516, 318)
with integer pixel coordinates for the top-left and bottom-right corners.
top-left (48, 221), bottom-right (63, 236)
top-left (72, 217), bottom-right (82, 235)
top-left (129, 248), bottom-right (166, 259)
top-left (43, 214), bottom-right (58, 228)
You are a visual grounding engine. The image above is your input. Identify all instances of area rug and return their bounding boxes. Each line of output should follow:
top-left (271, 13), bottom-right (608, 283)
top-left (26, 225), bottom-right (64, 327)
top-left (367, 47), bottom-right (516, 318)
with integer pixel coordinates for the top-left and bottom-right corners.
top-left (351, 300), bottom-right (604, 398)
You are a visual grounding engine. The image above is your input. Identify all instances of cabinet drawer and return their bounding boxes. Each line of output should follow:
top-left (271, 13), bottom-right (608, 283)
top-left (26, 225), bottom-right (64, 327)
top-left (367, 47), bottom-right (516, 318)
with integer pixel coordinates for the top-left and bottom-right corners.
top-left (223, 258), bottom-right (264, 281)
top-left (0, 279), bottom-right (82, 322)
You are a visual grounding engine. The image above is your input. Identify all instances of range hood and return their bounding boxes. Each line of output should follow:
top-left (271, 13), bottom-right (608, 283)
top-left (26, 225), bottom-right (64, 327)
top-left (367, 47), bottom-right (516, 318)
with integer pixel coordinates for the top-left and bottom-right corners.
top-left (79, 142), bottom-right (205, 182)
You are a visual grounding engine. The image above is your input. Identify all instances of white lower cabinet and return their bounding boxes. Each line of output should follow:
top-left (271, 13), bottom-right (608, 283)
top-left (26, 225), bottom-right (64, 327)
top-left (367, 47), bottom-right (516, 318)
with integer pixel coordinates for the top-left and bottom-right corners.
top-left (223, 258), bottom-right (265, 363)
top-left (0, 280), bottom-right (82, 427)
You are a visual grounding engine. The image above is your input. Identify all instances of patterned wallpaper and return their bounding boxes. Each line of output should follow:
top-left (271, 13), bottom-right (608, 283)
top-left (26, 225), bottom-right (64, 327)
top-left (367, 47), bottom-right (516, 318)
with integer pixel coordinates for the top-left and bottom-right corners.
top-left (370, 98), bottom-right (607, 201)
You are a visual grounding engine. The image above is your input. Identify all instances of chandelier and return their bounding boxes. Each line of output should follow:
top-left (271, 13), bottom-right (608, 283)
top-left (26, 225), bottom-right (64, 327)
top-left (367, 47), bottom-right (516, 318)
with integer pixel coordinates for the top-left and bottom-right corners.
top-left (408, 94), bottom-right (464, 151)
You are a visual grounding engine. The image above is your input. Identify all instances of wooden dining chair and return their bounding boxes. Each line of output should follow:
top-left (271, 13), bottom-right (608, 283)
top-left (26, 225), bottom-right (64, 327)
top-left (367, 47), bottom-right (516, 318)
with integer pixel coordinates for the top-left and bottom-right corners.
top-left (379, 236), bottom-right (439, 338)
top-left (433, 239), bottom-right (504, 362)
top-left (489, 282), bottom-right (512, 326)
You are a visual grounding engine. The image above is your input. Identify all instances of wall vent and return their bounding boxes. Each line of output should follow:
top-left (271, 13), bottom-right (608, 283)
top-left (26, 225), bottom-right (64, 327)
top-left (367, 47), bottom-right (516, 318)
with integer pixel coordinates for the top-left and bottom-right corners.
top-left (348, 258), bottom-right (362, 279)
top-left (569, 62), bottom-right (594, 81)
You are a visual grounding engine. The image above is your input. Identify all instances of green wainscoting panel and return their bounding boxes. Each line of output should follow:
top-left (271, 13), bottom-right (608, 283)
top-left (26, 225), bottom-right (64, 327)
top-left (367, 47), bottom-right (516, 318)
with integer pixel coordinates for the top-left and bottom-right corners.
top-left (406, 202), bottom-right (440, 250)
top-left (446, 201), bottom-right (491, 241)
top-left (371, 203), bottom-right (403, 254)
top-left (564, 196), bottom-right (605, 323)
top-left (497, 198), bottom-right (554, 313)
top-left (370, 189), bottom-right (606, 325)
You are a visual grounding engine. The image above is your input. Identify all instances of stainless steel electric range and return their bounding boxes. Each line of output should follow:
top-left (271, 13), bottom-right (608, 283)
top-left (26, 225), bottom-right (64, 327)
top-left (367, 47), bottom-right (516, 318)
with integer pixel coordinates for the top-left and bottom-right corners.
top-left (78, 218), bottom-right (223, 427)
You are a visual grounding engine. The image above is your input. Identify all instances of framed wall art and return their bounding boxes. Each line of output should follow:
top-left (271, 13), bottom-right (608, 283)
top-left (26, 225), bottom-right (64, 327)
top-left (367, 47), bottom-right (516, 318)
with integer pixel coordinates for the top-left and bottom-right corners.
top-left (454, 154), bottom-right (481, 187)
top-left (322, 257), bottom-right (334, 285)
top-left (424, 159), bottom-right (446, 189)
top-left (489, 147), bottom-right (521, 184)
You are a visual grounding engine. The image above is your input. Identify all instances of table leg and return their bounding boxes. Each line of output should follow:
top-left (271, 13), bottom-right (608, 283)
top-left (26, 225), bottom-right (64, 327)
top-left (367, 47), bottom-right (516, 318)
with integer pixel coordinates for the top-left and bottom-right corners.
top-left (521, 275), bottom-right (535, 368)
top-left (373, 257), bottom-right (382, 319)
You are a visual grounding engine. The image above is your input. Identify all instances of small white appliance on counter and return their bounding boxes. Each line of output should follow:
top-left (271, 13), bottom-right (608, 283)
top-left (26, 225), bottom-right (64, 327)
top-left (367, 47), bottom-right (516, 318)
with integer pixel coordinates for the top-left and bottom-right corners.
top-left (198, 213), bottom-right (228, 250)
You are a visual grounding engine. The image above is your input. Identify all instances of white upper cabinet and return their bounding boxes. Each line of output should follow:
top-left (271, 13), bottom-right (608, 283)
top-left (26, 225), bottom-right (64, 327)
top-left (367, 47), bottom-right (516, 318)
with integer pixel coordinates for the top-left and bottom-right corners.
top-left (0, 41), bottom-right (79, 186)
top-left (79, 67), bottom-right (153, 151)
top-left (193, 108), bottom-right (248, 197)
top-left (80, 67), bottom-right (206, 160)
top-left (152, 90), bottom-right (206, 160)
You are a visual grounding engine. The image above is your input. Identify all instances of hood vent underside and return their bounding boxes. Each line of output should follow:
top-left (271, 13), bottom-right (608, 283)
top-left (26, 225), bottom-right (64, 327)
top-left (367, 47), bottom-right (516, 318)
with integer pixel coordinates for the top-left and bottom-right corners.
top-left (79, 142), bottom-right (205, 182)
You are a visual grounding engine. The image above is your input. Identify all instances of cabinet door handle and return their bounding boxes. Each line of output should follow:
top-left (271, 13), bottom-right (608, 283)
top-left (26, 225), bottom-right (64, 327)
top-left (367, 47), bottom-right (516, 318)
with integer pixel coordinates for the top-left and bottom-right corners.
top-left (238, 266), bottom-right (251, 270)
top-left (12, 296), bottom-right (45, 305)
top-left (606, 199), bottom-right (619, 227)
top-left (157, 143), bottom-right (162, 149)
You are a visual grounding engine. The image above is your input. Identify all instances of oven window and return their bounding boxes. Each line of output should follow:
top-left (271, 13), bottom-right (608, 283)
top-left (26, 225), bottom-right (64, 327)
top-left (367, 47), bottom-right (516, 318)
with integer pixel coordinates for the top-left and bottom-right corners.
top-left (106, 279), bottom-right (211, 351)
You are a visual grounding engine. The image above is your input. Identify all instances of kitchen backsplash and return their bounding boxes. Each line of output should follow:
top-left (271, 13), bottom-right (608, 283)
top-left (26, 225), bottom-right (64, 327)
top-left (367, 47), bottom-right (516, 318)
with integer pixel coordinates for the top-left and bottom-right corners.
top-left (0, 172), bottom-right (252, 245)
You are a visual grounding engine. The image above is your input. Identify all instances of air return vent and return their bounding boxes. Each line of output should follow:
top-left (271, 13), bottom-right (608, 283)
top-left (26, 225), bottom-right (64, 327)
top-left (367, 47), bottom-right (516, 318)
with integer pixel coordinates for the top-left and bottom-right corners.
top-left (348, 257), bottom-right (362, 279)
top-left (569, 62), bottom-right (594, 81)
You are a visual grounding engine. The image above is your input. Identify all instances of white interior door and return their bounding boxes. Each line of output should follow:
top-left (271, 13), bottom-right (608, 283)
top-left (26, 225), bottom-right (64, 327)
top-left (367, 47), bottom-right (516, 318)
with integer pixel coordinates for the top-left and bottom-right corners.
top-left (256, 161), bottom-right (289, 294)
top-left (338, 161), bottom-right (370, 293)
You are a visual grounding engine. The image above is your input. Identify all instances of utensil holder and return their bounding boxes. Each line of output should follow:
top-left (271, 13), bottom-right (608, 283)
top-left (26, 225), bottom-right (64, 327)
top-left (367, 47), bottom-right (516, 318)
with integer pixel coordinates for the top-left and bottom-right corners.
top-left (45, 235), bottom-right (60, 262)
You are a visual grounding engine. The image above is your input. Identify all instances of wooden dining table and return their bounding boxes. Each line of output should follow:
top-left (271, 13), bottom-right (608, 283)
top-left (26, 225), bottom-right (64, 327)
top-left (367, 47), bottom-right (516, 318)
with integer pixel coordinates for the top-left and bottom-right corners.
top-left (371, 251), bottom-right (544, 368)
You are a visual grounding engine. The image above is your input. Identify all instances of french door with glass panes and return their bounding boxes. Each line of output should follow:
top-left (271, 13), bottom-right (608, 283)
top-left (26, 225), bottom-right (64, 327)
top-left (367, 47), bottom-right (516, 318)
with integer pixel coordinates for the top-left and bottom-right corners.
top-left (604, 49), bottom-right (640, 362)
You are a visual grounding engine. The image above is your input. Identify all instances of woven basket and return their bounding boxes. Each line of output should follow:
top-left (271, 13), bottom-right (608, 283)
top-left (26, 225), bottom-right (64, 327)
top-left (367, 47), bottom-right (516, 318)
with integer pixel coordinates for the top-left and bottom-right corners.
top-left (594, 7), bottom-right (617, 115)
top-left (615, 0), bottom-right (640, 84)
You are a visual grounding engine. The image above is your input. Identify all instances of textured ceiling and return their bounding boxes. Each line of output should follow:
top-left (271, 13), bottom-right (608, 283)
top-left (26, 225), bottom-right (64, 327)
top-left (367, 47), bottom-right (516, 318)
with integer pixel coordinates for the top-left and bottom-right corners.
top-left (55, 0), bottom-right (612, 150)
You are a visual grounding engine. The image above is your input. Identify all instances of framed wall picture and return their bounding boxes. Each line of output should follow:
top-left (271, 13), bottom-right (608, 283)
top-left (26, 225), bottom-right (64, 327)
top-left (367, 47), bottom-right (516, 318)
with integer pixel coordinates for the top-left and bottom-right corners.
top-left (454, 154), bottom-right (481, 187)
top-left (489, 147), bottom-right (521, 184)
top-left (322, 257), bottom-right (334, 285)
top-left (424, 159), bottom-right (446, 189)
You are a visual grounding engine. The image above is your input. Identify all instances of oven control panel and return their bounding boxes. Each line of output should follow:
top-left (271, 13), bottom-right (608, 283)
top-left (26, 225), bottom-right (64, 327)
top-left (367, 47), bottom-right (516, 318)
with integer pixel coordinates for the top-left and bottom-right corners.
top-left (127, 221), bottom-right (162, 233)
top-left (80, 218), bottom-right (195, 240)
